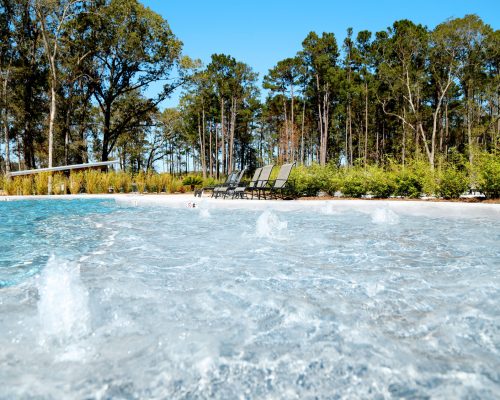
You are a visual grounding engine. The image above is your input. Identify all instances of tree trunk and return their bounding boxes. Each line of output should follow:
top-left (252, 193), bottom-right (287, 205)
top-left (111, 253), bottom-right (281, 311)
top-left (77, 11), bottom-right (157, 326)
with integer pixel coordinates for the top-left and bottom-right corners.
top-left (201, 105), bottom-right (207, 178)
top-left (467, 83), bottom-right (474, 166)
top-left (220, 98), bottom-right (225, 175)
top-left (209, 122), bottom-right (213, 177)
top-left (47, 69), bottom-right (57, 194)
top-left (364, 81), bottom-right (368, 167)
top-left (301, 99), bottom-right (305, 165)
top-left (228, 97), bottom-right (237, 173)
top-left (2, 69), bottom-right (10, 176)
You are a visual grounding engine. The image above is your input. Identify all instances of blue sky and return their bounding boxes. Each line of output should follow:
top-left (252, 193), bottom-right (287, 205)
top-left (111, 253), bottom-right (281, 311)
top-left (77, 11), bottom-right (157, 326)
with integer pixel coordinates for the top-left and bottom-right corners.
top-left (141, 0), bottom-right (500, 108)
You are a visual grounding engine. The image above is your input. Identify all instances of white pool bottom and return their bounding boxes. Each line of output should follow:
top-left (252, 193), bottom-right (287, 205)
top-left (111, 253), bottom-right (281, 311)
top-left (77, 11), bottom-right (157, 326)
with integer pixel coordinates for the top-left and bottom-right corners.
top-left (0, 195), bottom-right (499, 399)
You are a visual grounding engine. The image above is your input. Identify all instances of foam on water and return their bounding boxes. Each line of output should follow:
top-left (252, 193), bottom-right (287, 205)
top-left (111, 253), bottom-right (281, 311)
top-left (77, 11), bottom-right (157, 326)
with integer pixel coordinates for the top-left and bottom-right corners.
top-left (199, 208), bottom-right (211, 219)
top-left (255, 210), bottom-right (288, 239)
top-left (371, 207), bottom-right (400, 225)
top-left (37, 255), bottom-right (90, 346)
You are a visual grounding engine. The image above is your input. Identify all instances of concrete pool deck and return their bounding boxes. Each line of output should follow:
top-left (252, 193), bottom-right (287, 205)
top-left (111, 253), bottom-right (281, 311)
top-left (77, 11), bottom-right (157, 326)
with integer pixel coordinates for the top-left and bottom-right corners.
top-left (2, 193), bottom-right (500, 219)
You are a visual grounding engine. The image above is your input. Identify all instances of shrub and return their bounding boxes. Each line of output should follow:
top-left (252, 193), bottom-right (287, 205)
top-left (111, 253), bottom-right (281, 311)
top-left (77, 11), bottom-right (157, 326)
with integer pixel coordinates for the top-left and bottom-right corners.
top-left (115, 172), bottom-right (132, 193)
top-left (476, 153), bottom-right (500, 199)
top-left (146, 173), bottom-right (164, 193)
top-left (289, 164), bottom-right (336, 197)
top-left (84, 170), bottom-right (102, 194)
top-left (366, 167), bottom-right (396, 198)
top-left (69, 172), bottom-right (84, 194)
top-left (34, 173), bottom-right (49, 195)
top-left (135, 172), bottom-right (147, 193)
top-left (182, 175), bottom-right (203, 190)
top-left (341, 169), bottom-right (367, 198)
top-left (21, 177), bottom-right (34, 195)
top-left (290, 165), bottom-right (321, 196)
top-left (5, 177), bottom-right (19, 195)
top-left (52, 174), bottom-right (67, 195)
top-left (437, 167), bottom-right (469, 199)
top-left (394, 171), bottom-right (422, 198)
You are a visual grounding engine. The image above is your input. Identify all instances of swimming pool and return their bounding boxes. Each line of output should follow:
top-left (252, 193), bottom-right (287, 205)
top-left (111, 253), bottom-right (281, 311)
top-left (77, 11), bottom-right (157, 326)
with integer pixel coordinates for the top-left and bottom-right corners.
top-left (1, 197), bottom-right (499, 398)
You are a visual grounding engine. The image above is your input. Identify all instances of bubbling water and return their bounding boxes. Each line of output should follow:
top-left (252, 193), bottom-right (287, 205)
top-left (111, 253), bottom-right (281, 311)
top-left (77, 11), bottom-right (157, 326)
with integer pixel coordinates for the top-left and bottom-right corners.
top-left (371, 208), bottom-right (400, 225)
top-left (255, 210), bottom-right (288, 239)
top-left (37, 256), bottom-right (90, 346)
top-left (199, 208), bottom-right (211, 219)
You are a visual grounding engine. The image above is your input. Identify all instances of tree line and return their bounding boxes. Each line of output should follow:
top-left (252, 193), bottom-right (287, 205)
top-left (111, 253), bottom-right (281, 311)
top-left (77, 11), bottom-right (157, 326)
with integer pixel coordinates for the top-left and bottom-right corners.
top-left (1, 2), bottom-right (498, 179)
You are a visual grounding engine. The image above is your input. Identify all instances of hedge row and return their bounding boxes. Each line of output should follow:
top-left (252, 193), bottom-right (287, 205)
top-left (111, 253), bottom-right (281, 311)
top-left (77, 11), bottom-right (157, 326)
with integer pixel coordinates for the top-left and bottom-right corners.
top-left (0, 171), bottom-right (216, 196)
top-left (1, 154), bottom-right (498, 199)
top-left (289, 155), bottom-right (500, 199)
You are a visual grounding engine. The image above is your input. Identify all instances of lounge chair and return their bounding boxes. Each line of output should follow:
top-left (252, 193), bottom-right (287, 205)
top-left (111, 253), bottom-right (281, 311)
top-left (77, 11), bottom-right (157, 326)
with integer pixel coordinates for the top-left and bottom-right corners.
top-left (194, 171), bottom-right (238, 197)
top-left (213, 169), bottom-right (246, 198)
top-left (246, 164), bottom-right (274, 199)
top-left (231, 167), bottom-right (263, 199)
top-left (259, 162), bottom-right (295, 199)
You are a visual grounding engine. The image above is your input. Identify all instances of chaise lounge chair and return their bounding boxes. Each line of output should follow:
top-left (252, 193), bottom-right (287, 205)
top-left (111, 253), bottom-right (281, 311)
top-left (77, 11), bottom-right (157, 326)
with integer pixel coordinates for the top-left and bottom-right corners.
top-left (194, 171), bottom-right (239, 197)
top-left (213, 169), bottom-right (246, 198)
top-left (231, 167), bottom-right (263, 199)
top-left (246, 164), bottom-right (274, 199)
top-left (259, 162), bottom-right (296, 199)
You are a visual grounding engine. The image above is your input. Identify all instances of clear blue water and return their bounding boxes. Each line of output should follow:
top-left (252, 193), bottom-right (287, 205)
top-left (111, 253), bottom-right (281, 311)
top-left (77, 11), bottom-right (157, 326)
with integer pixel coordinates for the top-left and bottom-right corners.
top-left (0, 198), bottom-right (499, 399)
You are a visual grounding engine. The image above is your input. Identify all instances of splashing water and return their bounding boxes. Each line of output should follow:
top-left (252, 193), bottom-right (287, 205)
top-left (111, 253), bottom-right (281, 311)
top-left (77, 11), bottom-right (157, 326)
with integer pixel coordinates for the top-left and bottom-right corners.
top-left (371, 208), bottom-right (400, 225)
top-left (255, 210), bottom-right (288, 238)
top-left (37, 256), bottom-right (90, 346)
top-left (199, 208), bottom-right (211, 219)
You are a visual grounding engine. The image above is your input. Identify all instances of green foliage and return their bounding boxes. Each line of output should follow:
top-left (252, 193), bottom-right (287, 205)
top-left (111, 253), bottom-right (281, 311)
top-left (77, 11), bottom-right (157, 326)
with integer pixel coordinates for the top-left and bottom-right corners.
top-left (20, 177), bottom-right (33, 195)
top-left (289, 164), bottom-right (337, 196)
top-left (182, 175), bottom-right (203, 188)
top-left (366, 167), bottom-right (396, 198)
top-left (114, 172), bottom-right (132, 193)
top-left (476, 153), bottom-right (500, 199)
top-left (84, 170), bottom-right (103, 194)
top-left (145, 173), bottom-right (164, 193)
top-left (69, 172), bottom-right (84, 195)
top-left (341, 168), bottom-right (367, 198)
top-left (394, 171), bottom-right (423, 198)
top-left (5, 177), bottom-right (19, 195)
top-left (34, 173), bottom-right (50, 195)
top-left (52, 174), bottom-right (67, 195)
top-left (135, 172), bottom-right (147, 193)
top-left (437, 167), bottom-right (469, 199)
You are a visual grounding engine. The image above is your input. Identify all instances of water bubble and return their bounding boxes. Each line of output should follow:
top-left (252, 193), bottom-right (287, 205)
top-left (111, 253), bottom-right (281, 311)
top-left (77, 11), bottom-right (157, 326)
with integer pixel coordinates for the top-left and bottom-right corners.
top-left (37, 256), bottom-right (90, 346)
top-left (199, 209), bottom-right (211, 219)
top-left (371, 208), bottom-right (400, 225)
top-left (256, 210), bottom-right (288, 239)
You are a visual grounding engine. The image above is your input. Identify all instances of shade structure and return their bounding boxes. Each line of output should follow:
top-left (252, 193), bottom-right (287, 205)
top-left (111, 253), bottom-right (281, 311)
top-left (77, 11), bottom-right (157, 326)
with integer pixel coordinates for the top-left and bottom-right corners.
top-left (6, 161), bottom-right (120, 178)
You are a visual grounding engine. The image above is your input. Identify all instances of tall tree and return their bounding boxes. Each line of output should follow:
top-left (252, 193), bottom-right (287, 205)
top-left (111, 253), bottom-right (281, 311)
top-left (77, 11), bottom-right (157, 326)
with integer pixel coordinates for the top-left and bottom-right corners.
top-left (88, 0), bottom-right (183, 162)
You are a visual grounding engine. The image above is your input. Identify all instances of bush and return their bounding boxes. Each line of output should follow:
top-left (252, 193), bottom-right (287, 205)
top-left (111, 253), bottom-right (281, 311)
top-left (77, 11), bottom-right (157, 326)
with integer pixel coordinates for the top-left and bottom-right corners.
top-left (476, 153), bottom-right (500, 199)
top-left (366, 167), bottom-right (396, 198)
top-left (52, 174), bottom-right (67, 195)
top-left (34, 173), bottom-right (49, 195)
top-left (69, 172), bottom-right (84, 194)
top-left (135, 172), bottom-right (147, 193)
top-left (341, 169), bottom-right (367, 198)
top-left (437, 167), bottom-right (469, 199)
top-left (21, 177), bottom-right (34, 195)
top-left (289, 164), bottom-right (336, 197)
top-left (84, 170), bottom-right (102, 194)
top-left (182, 175), bottom-right (203, 190)
top-left (394, 171), bottom-right (422, 198)
top-left (115, 172), bottom-right (132, 193)
top-left (145, 173), bottom-right (163, 193)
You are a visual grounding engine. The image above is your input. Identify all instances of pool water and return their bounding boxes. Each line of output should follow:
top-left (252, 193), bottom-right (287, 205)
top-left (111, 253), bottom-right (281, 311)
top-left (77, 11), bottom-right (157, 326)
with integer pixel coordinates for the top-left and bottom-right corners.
top-left (0, 198), bottom-right (499, 398)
